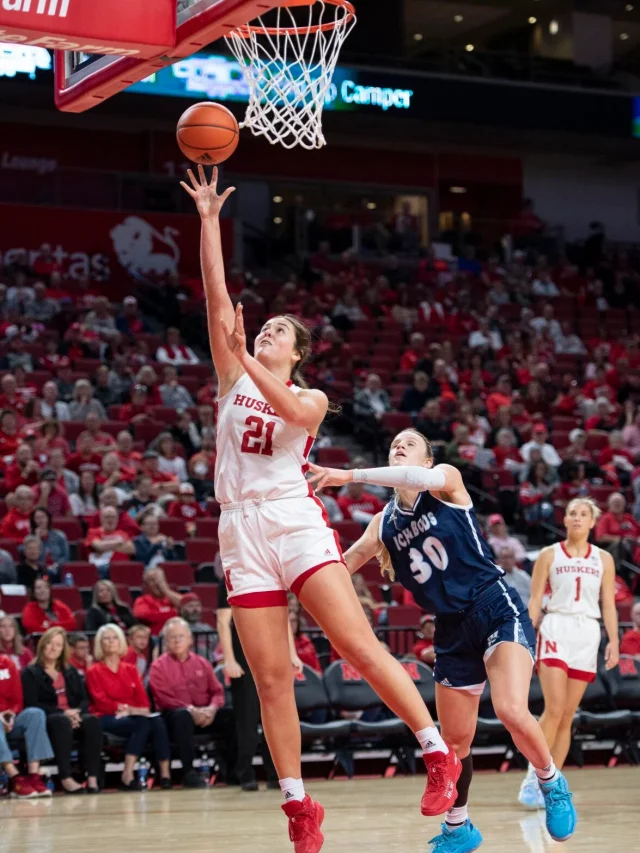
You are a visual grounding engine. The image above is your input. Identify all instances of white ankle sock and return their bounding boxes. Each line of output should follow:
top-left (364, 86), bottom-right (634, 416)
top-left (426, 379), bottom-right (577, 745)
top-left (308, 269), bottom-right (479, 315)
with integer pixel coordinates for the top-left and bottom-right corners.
top-left (279, 777), bottom-right (305, 803)
top-left (535, 761), bottom-right (558, 783)
top-left (445, 805), bottom-right (468, 828)
top-left (416, 726), bottom-right (449, 755)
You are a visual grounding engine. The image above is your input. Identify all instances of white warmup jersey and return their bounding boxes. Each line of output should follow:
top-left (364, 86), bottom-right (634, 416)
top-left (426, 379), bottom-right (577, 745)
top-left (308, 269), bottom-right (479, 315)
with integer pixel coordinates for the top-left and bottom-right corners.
top-left (546, 542), bottom-right (604, 619)
top-left (215, 373), bottom-right (314, 505)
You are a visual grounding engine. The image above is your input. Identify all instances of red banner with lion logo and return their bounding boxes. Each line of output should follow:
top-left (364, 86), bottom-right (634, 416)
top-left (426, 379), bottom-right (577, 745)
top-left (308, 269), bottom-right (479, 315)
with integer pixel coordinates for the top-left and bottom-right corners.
top-left (0, 204), bottom-right (233, 297)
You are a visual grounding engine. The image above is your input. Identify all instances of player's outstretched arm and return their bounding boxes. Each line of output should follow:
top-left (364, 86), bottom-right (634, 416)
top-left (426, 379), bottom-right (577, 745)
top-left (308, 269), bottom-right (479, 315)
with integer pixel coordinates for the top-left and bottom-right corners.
top-left (180, 165), bottom-right (241, 394)
top-left (600, 550), bottom-right (620, 670)
top-left (344, 513), bottom-right (384, 576)
top-left (221, 303), bottom-right (329, 432)
top-left (528, 547), bottom-right (553, 628)
top-left (308, 461), bottom-right (463, 494)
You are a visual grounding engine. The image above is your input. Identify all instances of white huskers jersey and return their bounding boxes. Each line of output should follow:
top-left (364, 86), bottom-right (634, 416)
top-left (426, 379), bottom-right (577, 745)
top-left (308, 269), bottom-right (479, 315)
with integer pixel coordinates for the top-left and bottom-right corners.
top-left (215, 373), bottom-right (314, 505)
top-left (546, 542), bottom-right (604, 619)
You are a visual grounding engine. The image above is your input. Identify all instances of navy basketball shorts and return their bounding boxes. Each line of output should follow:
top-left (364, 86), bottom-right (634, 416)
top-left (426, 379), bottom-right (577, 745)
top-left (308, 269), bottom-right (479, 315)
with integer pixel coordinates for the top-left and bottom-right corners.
top-left (433, 580), bottom-right (536, 695)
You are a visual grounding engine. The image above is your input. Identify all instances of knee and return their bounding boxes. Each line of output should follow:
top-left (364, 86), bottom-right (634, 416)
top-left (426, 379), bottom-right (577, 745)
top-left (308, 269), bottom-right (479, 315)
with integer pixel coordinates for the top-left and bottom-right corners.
top-left (493, 699), bottom-right (531, 731)
top-left (49, 713), bottom-right (72, 733)
top-left (82, 714), bottom-right (102, 733)
top-left (441, 731), bottom-right (475, 757)
top-left (172, 709), bottom-right (194, 728)
top-left (542, 701), bottom-right (566, 723)
top-left (253, 667), bottom-right (294, 704)
top-left (337, 640), bottom-right (380, 676)
top-left (19, 707), bottom-right (47, 727)
top-left (559, 708), bottom-right (578, 732)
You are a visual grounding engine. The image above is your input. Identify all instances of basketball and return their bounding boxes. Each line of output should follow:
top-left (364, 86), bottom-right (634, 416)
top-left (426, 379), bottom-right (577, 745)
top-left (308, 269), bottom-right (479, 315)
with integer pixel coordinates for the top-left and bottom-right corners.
top-left (176, 102), bottom-right (240, 165)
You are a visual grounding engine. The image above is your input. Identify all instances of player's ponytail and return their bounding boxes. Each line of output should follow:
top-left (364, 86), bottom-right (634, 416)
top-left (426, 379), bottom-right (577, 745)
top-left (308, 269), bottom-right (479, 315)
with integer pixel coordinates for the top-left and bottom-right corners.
top-left (283, 314), bottom-right (340, 413)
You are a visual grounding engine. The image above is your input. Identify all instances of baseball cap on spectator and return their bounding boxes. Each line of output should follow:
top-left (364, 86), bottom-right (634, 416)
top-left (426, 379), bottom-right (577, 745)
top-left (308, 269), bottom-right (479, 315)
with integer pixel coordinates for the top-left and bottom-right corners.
top-left (533, 424), bottom-right (547, 435)
top-left (419, 613), bottom-right (435, 627)
top-left (488, 514), bottom-right (504, 527)
top-left (123, 296), bottom-right (137, 305)
top-left (179, 483), bottom-right (195, 495)
top-left (40, 468), bottom-right (57, 482)
top-left (569, 428), bottom-right (586, 443)
top-left (180, 592), bottom-right (200, 606)
top-left (22, 428), bottom-right (37, 439)
top-left (142, 450), bottom-right (159, 460)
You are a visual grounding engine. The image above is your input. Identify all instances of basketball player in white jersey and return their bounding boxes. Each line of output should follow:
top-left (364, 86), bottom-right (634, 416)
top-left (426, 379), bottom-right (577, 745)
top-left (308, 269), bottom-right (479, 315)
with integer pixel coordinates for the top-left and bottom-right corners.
top-left (181, 167), bottom-right (462, 853)
top-left (518, 498), bottom-right (619, 808)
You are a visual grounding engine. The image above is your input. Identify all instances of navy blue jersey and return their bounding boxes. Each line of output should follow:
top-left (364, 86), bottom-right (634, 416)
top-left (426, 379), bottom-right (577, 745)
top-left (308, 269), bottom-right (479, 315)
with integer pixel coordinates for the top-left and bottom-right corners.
top-left (379, 491), bottom-right (504, 615)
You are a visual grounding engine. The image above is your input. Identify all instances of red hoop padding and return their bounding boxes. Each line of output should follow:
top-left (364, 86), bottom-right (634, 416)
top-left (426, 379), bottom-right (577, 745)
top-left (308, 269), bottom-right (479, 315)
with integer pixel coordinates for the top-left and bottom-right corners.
top-left (232, 0), bottom-right (355, 37)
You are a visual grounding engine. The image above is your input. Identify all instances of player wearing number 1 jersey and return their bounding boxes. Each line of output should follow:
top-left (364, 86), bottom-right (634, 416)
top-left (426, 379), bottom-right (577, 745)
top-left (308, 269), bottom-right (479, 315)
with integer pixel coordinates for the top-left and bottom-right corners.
top-left (309, 429), bottom-right (578, 852)
top-left (181, 167), bottom-right (462, 853)
top-left (519, 498), bottom-right (619, 809)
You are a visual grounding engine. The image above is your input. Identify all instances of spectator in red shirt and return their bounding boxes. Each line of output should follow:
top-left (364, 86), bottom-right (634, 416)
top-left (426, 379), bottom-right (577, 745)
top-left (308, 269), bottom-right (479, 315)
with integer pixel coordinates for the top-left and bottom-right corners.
top-left (66, 433), bottom-right (102, 477)
top-left (0, 374), bottom-right (26, 414)
top-left (399, 332), bottom-right (426, 372)
top-left (140, 450), bottom-right (180, 495)
top-left (0, 653), bottom-right (54, 799)
top-left (412, 613), bottom-right (436, 666)
top-left (585, 398), bottom-right (619, 433)
top-left (0, 409), bottom-right (21, 458)
top-left (84, 506), bottom-right (136, 578)
top-left (167, 482), bottom-right (207, 536)
top-left (492, 428), bottom-right (524, 470)
top-left (196, 374), bottom-right (218, 407)
top-left (149, 618), bottom-right (225, 787)
top-left (620, 602), bottom-right (640, 657)
top-left (0, 485), bottom-right (35, 542)
top-left (595, 492), bottom-right (640, 576)
top-left (486, 375), bottom-right (513, 418)
top-left (87, 488), bottom-right (141, 537)
top-left (122, 624), bottom-right (154, 682)
top-left (32, 468), bottom-right (72, 518)
top-left (67, 632), bottom-right (93, 674)
top-left (0, 614), bottom-right (34, 671)
top-left (337, 482), bottom-right (385, 524)
top-left (4, 443), bottom-right (40, 491)
top-left (86, 624), bottom-right (171, 789)
top-left (96, 452), bottom-right (136, 490)
top-left (21, 577), bottom-right (77, 635)
top-left (288, 607), bottom-right (321, 673)
top-left (555, 463), bottom-right (592, 506)
top-left (115, 430), bottom-right (142, 477)
top-left (132, 568), bottom-right (183, 636)
top-left (119, 384), bottom-right (151, 424)
top-left (32, 243), bottom-right (62, 282)
top-left (135, 366), bottom-right (162, 406)
top-left (77, 412), bottom-right (116, 455)
top-left (599, 431), bottom-right (635, 485)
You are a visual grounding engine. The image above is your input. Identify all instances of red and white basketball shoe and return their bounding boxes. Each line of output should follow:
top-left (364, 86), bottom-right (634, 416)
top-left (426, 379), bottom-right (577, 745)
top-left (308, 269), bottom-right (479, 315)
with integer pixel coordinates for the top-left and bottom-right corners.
top-left (421, 747), bottom-right (462, 816)
top-left (281, 794), bottom-right (325, 853)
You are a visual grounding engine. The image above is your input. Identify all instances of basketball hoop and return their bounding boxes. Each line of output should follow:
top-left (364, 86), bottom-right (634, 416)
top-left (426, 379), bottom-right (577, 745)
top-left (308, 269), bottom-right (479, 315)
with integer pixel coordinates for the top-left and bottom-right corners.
top-left (224, 0), bottom-right (356, 150)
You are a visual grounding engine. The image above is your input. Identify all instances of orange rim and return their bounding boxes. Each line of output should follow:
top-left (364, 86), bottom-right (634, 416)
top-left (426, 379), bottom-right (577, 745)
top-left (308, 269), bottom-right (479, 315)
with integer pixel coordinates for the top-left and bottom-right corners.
top-left (230, 0), bottom-right (355, 37)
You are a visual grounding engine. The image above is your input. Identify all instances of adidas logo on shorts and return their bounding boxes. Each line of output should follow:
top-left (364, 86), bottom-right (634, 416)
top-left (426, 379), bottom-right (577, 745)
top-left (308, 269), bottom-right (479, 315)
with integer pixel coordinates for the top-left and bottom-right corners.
top-left (440, 678), bottom-right (453, 687)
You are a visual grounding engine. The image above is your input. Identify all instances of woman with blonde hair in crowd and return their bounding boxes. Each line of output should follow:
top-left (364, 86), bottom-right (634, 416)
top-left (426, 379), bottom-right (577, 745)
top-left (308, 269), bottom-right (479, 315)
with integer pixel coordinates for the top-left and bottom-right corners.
top-left (85, 580), bottom-right (135, 633)
top-left (21, 627), bottom-right (102, 793)
top-left (86, 624), bottom-right (171, 790)
top-left (0, 614), bottom-right (33, 671)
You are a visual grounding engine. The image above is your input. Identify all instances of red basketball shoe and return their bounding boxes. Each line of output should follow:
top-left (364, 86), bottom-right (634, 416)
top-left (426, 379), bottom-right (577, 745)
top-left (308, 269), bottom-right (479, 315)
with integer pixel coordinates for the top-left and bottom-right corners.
top-left (421, 747), bottom-right (461, 816)
top-left (281, 794), bottom-right (325, 853)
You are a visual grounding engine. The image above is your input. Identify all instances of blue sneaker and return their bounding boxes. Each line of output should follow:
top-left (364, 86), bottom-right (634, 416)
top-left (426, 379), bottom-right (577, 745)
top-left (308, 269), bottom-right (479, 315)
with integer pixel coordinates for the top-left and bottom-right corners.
top-left (518, 772), bottom-right (544, 810)
top-left (428, 820), bottom-right (483, 853)
top-left (539, 772), bottom-right (577, 841)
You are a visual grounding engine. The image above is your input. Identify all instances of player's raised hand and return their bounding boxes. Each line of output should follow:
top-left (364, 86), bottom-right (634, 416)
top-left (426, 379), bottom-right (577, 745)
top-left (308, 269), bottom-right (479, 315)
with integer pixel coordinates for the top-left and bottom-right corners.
top-left (180, 165), bottom-right (235, 218)
top-left (220, 302), bottom-right (248, 361)
top-left (307, 462), bottom-right (352, 491)
top-left (604, 640), bottom-right (619, 670)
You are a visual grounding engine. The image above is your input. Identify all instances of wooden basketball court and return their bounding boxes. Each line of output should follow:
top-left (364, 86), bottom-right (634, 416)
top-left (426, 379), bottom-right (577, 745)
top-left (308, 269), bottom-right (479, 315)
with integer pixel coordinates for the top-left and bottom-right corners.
top-left (1, 768), bottom-right (637, 853)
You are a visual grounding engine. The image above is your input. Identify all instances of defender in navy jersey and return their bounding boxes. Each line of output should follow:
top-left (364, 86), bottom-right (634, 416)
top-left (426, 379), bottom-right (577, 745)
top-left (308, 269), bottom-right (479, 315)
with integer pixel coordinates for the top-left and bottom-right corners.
top-left (309, 429), bottom-right (577, 853)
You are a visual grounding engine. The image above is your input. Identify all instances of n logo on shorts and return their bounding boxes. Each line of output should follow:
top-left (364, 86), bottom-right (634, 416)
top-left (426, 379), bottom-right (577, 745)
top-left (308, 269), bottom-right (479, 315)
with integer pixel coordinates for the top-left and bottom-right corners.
top-left (544, 640), bottom-right (558, 655)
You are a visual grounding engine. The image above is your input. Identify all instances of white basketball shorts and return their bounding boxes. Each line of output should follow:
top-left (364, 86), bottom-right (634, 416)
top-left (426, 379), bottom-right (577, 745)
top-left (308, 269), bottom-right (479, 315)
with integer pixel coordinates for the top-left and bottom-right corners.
top-left (536, 612), bottom-right (601, 682)
top-left (219, 495), bottom-right (345, 607)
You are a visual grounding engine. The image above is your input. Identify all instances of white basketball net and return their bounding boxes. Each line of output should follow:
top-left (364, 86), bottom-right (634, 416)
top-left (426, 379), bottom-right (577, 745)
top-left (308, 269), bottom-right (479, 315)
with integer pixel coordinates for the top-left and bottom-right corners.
top-left (225, 1), bottom-right (356, 150)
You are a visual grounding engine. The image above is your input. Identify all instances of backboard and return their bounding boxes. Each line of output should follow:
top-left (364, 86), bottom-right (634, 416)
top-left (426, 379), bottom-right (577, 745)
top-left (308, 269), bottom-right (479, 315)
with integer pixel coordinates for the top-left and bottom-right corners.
top-left (52, 0), bottom-right (287, 112)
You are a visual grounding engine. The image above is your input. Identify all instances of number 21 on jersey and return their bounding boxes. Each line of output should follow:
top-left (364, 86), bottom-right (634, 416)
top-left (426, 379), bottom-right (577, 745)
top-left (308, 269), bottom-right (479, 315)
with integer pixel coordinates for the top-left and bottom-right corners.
top-left (241, 416), bottom-right (276, 456)
top-left (409, 536), bottom-right (448, 584)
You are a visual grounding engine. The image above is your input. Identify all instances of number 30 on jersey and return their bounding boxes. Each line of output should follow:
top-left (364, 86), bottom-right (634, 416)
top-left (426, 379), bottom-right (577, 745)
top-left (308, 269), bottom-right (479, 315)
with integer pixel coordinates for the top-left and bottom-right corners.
top-left (409, 537), bottom-right (448, 584)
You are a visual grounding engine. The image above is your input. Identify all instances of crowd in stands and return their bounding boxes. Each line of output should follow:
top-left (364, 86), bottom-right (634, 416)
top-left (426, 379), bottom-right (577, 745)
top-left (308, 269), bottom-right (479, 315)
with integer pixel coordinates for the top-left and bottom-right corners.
top-left (1, 226), bottom-right (640, 794)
